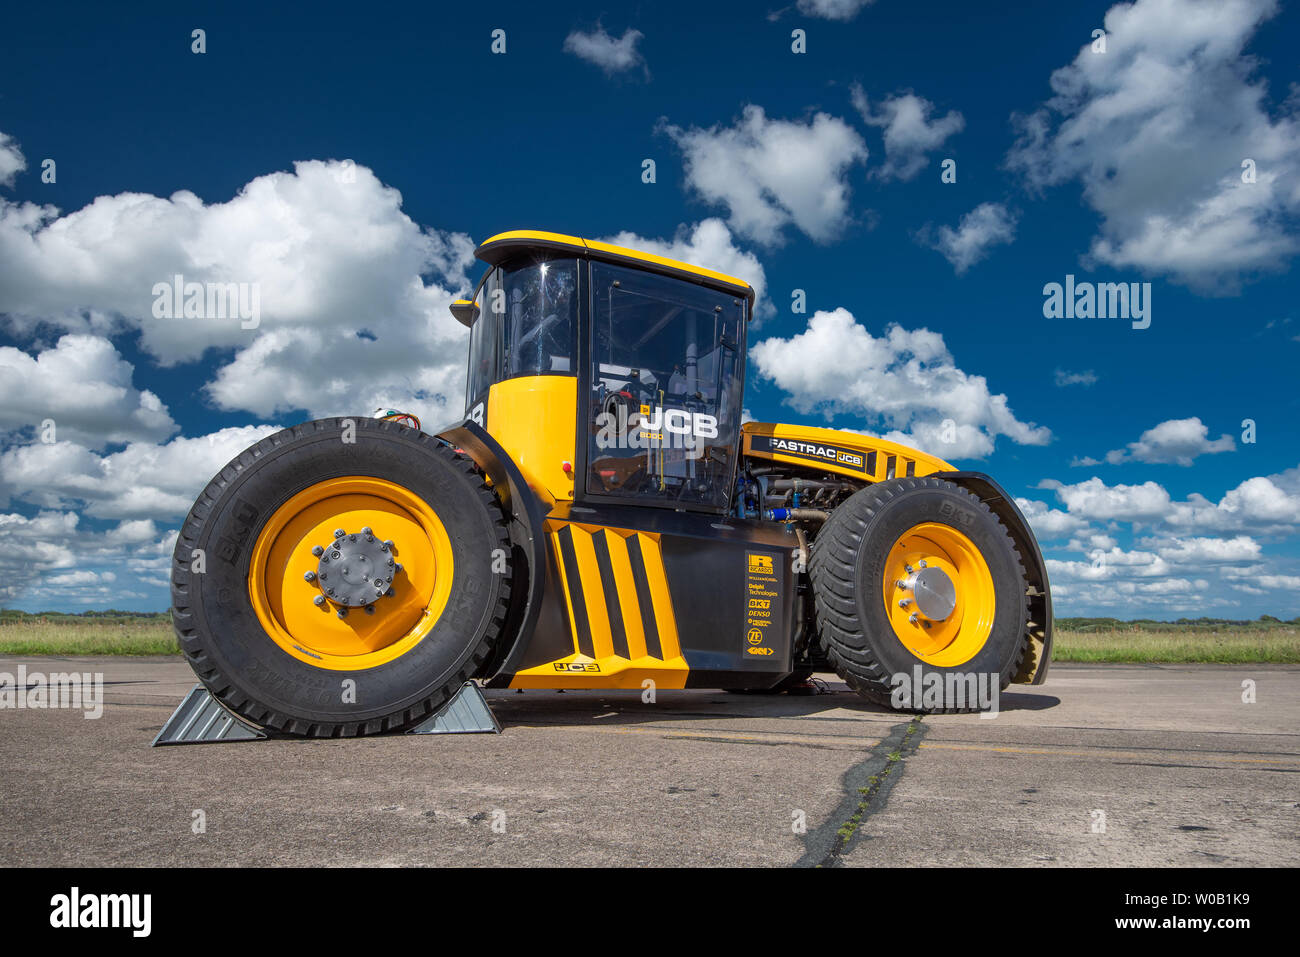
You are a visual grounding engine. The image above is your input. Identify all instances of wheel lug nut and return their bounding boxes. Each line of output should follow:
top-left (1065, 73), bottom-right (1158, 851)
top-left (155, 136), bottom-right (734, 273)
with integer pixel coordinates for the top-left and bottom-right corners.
top-left (311, 545), bottom-right (324, 557)
top-left (383, 540), bottom-right (394, 549)
top-left (898, 598), bottom-right (911, 608)
top-left (908, 613), bottom-right (919, 625)
top-left (334, 529), bottom-right (345, 538)
top-left (337, 608), bottom-right (347, 619)
top-left (361, 526), bottom-right (372, 535)
top-left (394, 563), bottom-right (402, 573)
top-left (896, 579), bottom-right (907, 589)
top-left (304, 571), bottom-right (316, 582)
top-left (905, 564), bottom-right (914, 574)
top-left (313, 595), bottom-right (325, 606)
top-left (364, 605), bottom-right (375, 615)
top-left (918, 560), bottom-right (927, 568)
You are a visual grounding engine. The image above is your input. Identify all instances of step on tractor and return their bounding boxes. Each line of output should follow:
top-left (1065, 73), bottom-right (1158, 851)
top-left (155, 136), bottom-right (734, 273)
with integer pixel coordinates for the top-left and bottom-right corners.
top-left (172, 230), bottom-right (1053, 736)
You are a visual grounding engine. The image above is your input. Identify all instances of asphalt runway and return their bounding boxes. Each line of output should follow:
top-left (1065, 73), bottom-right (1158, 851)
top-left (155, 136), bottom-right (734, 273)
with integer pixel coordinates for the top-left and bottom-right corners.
top-left (1, 657), bottom-right (1295, 866)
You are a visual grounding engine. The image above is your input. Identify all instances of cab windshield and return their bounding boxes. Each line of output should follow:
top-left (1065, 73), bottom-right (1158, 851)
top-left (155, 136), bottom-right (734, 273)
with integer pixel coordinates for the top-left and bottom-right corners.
top-left (465, 257), bottom-right (579, 412)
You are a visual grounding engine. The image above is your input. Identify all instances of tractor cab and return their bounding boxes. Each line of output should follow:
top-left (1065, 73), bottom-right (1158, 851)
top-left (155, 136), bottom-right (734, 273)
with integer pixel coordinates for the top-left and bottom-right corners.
top-left (453, 231), bottom-right (751, 513)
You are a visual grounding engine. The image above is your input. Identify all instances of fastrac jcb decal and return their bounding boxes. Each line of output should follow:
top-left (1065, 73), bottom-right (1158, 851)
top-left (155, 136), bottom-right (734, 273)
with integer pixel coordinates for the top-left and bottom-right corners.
top-left (749, 434), bottom-right (868, 471)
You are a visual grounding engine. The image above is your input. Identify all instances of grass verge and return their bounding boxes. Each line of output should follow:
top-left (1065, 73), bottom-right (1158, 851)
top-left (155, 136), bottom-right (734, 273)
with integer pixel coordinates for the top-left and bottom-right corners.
top-left (1054, 627), bottom-right (1300, 663)
top-left (0, 620), bottom-right (178, 656)
top-left (1, 619), bottom-right (1298, 663)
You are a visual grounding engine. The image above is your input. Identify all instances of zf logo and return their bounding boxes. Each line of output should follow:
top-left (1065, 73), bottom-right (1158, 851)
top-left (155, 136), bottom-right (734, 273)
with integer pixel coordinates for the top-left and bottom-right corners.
top-left (554, 662), bottom-right (601, 672)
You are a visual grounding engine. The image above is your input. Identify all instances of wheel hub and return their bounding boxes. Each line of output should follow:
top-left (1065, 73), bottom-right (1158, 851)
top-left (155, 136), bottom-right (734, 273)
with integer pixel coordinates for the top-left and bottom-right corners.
top-left (314, 526), bottom-right (398, 608)
top-left (909, 565), bottom-right (957, 622)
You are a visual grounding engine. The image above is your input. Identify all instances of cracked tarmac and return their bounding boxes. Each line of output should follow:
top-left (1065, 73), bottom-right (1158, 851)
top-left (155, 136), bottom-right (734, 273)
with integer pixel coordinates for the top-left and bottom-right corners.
top-left (1, 658), bottom-right (1296, 866)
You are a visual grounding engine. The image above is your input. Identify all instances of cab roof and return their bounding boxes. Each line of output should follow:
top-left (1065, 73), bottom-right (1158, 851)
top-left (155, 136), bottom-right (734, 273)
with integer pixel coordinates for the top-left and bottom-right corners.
top-left (474, 229), bottom-right (756, 304)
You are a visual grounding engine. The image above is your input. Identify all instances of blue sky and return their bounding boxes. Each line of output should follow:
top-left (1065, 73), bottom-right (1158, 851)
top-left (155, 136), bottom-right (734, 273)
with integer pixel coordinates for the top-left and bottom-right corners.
top-left (1, 0), bottom-right (1298, 617)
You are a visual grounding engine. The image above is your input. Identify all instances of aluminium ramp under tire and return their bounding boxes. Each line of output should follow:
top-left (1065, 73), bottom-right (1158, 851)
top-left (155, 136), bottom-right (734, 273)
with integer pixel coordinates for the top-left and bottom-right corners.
top-left (151, 680), bottom-right (500, 746)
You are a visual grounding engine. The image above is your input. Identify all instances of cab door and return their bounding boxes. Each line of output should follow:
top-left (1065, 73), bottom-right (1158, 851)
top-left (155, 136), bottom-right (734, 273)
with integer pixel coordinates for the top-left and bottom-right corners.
top-left (582, 261), bottom-right (746, 513)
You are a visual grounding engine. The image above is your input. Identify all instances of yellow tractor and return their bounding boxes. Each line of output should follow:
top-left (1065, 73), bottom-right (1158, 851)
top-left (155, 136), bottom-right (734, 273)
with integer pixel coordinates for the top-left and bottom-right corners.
top-left (171, 230), bottom-right (1052, 736)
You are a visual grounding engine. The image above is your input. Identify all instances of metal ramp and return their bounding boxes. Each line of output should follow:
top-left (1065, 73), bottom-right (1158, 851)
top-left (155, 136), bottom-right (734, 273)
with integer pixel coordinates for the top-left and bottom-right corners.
top-left (151, 685), bottom-right (266, 746)
top-left (151, 681), bottom-right (500, 746)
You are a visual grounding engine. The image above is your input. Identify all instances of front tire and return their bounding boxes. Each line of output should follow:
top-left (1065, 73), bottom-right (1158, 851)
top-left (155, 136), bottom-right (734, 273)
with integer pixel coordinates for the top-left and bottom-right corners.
top-left (171, 417), bottom-right (513, 737)
top-left (809, 477), bottom-right (1030, 713)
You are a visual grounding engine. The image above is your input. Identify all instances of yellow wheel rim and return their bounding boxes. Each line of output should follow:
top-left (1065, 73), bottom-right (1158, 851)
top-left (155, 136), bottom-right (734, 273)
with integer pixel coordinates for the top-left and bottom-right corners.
top-left (881, 522), bottom-right (995, 667)
top-left (248, 476), bottom-right (454, 671)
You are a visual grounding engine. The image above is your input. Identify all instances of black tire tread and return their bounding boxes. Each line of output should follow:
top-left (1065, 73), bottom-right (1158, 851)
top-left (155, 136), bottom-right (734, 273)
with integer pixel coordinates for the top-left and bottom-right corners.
top-left (808, 476), bottom-right (1031, 714)
top-left (170, 417), bottom-right (513, 737)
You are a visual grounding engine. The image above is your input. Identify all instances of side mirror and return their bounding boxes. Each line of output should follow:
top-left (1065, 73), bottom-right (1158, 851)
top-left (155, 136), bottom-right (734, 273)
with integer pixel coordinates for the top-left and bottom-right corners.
top-left (449, 298), bottom-right (480, 327)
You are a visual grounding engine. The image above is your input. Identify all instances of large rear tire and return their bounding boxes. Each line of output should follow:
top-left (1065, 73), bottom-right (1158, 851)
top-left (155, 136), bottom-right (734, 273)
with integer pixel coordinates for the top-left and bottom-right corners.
top-left (809, 477), bottom-right (1029, 713)
top-left (170, 417), bottom-right (513, 737)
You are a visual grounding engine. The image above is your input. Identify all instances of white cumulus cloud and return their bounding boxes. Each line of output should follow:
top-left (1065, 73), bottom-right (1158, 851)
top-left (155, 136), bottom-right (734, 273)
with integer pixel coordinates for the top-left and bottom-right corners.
top-left (749, 307), bottom-right (1051, 459)
top-left (0, 425), bottom-right (281, 520)
top-left (0, 132), bottom-right (25, 188)
top-left (0, 335), bottom-right (178, 447)
top-left (853, 87), bottom-right (964, 181)
top-left (662, 105), bottom-right (869, 246)
top-left (0, 148), bottom-right (477, 423)
top-left (563, 25), bottom-right (647, 76)
top-left (1005, 0), bottom-right (1300, 291)
top-left (920, 202), bottom-right (1017, 273)
top-left (796, 0), bottom-right (876, 20)
top-left (1100, 416), bottom-right (1236, 466)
